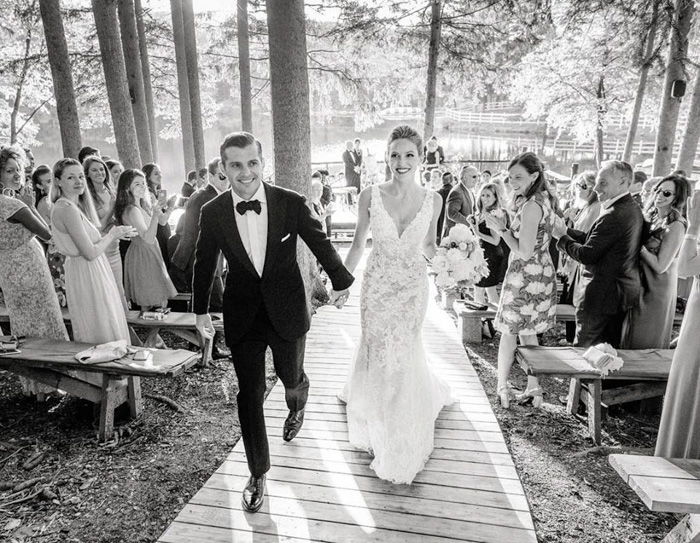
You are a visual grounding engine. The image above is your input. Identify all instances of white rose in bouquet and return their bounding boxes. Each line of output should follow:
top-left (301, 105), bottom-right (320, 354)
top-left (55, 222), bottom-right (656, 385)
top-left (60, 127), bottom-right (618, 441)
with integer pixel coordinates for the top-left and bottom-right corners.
top-left (446, 248), bottom-right (463, 265)
top-left (449, 224), bottom-right (472, 244)
top-left (435, 271), bottom-right (452, 288)
top-left (432, 251), bottom-right (449, 271)
top-left (452, 259), bottom-right (476, 282)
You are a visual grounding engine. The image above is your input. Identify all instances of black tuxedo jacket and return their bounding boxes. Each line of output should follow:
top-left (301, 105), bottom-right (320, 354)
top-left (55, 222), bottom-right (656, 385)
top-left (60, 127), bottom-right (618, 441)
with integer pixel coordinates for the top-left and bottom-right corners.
top-left (171, 184), bottom-right (218, 274)
top-left (444, 183), bottom-right (475, 236)
top-left (181, 181), bottom-right (196, 198)
top-left (557, 193), bottom-right (643, 315)
top-left (192, 183), bottom-right (354, 343)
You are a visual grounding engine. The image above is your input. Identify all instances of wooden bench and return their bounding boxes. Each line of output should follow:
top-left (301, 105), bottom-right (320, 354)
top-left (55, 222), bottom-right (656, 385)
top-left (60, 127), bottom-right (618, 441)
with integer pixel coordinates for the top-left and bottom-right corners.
top-left (0, 337), bottom-right (200, 441)
top-left (609, 454), bottom-right (700, 542)
top-left (0, 306), bottom-right (222, 366)
top-left (516, 346), bottom-right (673, 444)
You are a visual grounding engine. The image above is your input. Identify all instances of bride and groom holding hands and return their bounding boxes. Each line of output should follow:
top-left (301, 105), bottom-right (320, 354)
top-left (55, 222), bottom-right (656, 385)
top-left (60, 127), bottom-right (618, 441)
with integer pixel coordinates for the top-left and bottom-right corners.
top-left (194, 128), bottom-right (452, 513)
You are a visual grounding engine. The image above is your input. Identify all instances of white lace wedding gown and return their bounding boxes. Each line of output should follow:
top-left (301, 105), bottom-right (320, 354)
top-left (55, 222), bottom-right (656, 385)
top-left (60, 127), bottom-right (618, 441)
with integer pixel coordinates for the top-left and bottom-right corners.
top-left (341, 185), bottom-right (453, 484)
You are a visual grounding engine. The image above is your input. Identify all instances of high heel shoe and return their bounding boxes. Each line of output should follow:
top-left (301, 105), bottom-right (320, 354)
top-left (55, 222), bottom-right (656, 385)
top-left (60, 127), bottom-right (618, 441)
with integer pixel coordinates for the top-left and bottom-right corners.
top-left (497, 385), bottom-right (510, 409)
top-left (516, 387), bottom-right (543, 408)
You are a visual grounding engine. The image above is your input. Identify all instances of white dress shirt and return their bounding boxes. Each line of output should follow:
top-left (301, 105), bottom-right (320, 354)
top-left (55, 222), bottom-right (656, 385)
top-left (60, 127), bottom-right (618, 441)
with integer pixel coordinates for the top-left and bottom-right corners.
top-left (231, 184), bottom-right (268, 277)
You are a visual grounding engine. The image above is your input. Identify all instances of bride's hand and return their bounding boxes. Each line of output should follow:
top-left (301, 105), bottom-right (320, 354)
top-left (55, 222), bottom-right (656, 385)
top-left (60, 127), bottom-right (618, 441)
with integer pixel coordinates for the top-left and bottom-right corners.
top-left (329, 288), bottom-right (349, 309)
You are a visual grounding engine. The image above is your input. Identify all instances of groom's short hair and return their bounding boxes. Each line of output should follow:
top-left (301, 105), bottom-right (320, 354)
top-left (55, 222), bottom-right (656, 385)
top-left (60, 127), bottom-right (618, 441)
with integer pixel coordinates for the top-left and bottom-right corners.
top-left (220, 132), bottom-right (263, 163)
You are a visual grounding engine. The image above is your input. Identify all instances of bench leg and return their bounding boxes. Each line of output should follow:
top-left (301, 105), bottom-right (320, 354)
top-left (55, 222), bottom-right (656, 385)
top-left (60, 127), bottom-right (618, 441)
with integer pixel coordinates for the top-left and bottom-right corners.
top-left (458, 315), bottom-right (483, 344)
top-left (99, 375), bottom-right (120, 442)
top-left (566, 378), bottom-right (582, 415)
top-left (663, 514), bottom-right (700, 543)
top-left (127, 377), bottom-right (142, 418)
top-left (583, 379), bottom-right (602, 445)
top-left (440, 290), bottom-right (458, 310)
top-left (144, 328), bottom-right (162, 348)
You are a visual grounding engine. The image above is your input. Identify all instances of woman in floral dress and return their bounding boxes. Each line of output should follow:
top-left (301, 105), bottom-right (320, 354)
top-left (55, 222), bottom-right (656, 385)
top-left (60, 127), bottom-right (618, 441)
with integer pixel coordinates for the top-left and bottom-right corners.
top-left (484, 152), bottom-right (557, 408)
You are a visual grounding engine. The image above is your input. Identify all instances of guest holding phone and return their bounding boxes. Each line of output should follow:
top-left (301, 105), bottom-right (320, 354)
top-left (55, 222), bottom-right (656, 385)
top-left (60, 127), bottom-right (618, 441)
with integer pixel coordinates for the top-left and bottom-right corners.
top-left (142, 163), bottom-right (175, 268)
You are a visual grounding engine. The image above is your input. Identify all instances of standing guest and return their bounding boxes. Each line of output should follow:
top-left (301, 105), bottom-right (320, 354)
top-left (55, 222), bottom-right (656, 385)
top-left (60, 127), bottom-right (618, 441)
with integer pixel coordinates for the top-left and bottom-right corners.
top-left (142, 163), bottom-right (175, 268)
top-left (622, 174), bottom-right (689, 348)
top-left (32, 165), bottom-right (53, 224)
top-left (641, 177), bottom-right (662, 207)
top-left (553, 160), bottom-right (644, 348)
top-left (630, 170), bottom-right (647, 207)
top-left (105, 159), bottom-right (123, 184)
top-left (353, 138), bottom-right (363, 174)
top-left (435, 171), bottom-right (453, 244)
top-left (310, 178), bottom-right (328, 224)
top-left (114, 169), bottom-right (177, 311)
top-left (472, 182), bottom-right (510, 307)
top-left (484, 152), bottom-right (557, 409)
top-left (342, 140), bottom-right (361, 194)
top-left (197, 167), bottom-right (208, 189)
top-left (423, 136), bottom-right (444, 171)
top-left (78, 145), bottom-right (100, 164)
top-left (0, 145), bottom-right (68, 395)
top-left (50, 158), bottom-right (134, 347)
top-left (655, 190), bottom-right (700, 458)
top-left (481, 170), bottom-right (492, 185)
top-left (316, 170), bottom-right (334, 237)
top-left (444, 164), bottom-right (478, 237)
top-left (181, 170), bottom-right (197, 197)
top-left (559, 171), bottom-right (601, 342)
top-left (83, 156), bottom-right (126, 305)
top-left (429, 168), bottom-right (443, 190)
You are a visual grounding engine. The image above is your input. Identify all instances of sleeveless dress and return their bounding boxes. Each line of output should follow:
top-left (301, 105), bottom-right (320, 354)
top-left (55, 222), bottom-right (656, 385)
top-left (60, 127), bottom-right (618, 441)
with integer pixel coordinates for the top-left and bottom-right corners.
top-left (51, 200), bottom-right (130, 345)
top-left (123, 207), bottom-right (177, 308)
top-left (494, 193), bottom-right (558, 335)
top-left (475, 217), bottom-right (509, 288)
top-left (341, 185), bottom-right (453, 484)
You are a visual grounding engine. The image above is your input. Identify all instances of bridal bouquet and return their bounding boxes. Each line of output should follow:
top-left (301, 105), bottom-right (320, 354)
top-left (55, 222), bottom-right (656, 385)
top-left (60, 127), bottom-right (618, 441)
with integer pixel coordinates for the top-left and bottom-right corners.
top-left (432, 223), bottom-right (489, 290)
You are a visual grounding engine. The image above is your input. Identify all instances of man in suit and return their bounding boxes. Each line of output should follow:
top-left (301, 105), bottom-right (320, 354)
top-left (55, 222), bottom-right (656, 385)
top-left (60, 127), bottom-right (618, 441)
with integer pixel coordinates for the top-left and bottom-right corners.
top-left (444, 164), bottom-right (478, 237)
top-left (553, 160), bottom-right (644, 348)
top-left (436, 171), bottom-right (454, 244)
top-left (181, 170), bottom-right (197, 197)
top-left (194, 132), bottom-right (353, 513)
top-left (353, 138), bottom-right (363, 169)
top-left (342, 140), bottom-right (361, 194)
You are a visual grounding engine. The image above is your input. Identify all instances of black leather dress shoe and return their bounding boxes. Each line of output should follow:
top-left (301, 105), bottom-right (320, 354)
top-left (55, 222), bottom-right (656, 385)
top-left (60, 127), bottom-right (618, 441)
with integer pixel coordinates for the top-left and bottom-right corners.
top-left (282, 409), bottom-right (305, 442)
top-left (241, 474), bottom-right (266, 513)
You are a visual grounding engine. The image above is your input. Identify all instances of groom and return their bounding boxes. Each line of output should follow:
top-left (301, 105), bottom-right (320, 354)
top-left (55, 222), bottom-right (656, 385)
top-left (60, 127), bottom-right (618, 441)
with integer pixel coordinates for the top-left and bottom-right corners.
top-left (193, 132), bottom-right (353, 513)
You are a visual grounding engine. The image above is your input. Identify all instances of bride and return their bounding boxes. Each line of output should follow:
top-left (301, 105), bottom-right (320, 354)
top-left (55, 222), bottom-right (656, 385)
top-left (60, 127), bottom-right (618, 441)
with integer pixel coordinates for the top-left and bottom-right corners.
top-left (340, 125), bottom-right (453, 484)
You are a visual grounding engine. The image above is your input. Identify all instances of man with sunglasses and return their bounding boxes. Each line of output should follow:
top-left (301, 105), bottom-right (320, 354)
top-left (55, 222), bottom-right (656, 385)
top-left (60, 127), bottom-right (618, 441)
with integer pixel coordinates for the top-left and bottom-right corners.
top-left (171, 157), bottom-right (231, 358)
top-left (443, 164), bottom-right (478, 238)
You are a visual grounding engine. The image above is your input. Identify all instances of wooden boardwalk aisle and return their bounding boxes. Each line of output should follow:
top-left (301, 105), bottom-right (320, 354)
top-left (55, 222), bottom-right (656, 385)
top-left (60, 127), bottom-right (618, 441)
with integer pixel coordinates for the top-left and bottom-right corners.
top-left (158, 263), bottom-right (538, 542)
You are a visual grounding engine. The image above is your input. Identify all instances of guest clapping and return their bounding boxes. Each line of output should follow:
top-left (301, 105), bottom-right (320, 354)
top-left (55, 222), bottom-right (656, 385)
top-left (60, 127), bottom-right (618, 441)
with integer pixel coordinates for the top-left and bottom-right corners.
top-left (142, 163), bottom-right (174, 268)
top-left (114, 169), bottom-right (177, 311)
top-left (622, 174), bottom-right (690, 348)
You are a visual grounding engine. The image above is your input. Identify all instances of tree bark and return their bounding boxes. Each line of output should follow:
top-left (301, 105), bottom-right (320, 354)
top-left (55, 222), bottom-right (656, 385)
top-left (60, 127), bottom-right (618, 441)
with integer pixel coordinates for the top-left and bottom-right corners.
top-left (91, 0), bottom-right (141, 169)
top-left (39, 0), bottom-right (82, 158)
top-left (237, 0), bottom-right (253, 132)
top-left (134, 0), bottom-right (158, 161)
top-left (622, 0), bottom-right (659, 163)
top-left (423, 0), bottom-right (442, 140)
top-left (594, 75), bottom-right (606, 168)
top-left (265, 0), bottom-right (325, 303)
top-left (676, 65), bottom-right (700, 173)
top-left (181, 0), bottom-right (205, 171)
top-left (118, 0), bottom-right (153, 165)
top-left (10, 34), bottom-right (32, 144)
top-left (170, 0), bottom-right (195, 172)
top-left (653, 0), bottom-right (695, 176)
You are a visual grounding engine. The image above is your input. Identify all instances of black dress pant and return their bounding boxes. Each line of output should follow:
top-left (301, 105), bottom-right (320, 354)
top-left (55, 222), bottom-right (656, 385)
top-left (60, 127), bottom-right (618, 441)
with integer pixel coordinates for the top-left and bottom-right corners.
top-left (229, 305), bottom-right (309, 477)
top-left (574, 307), bottom-right (627, 349)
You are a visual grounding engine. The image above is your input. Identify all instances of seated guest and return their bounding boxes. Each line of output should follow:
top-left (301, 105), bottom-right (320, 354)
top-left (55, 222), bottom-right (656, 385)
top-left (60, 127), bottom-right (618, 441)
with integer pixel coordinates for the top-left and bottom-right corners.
top-left (481, 170), bottom-right (492, 185)
top-left (114, 169), bottom-right (177, 312)
top-left (553, 160), bottom-right (644, 348)
top-left (435, 171), bottom-right (453, 244)
top-left (181, 170), bottom-right (197, 197)
top-left (0, 145), bottom-right (67, 396)
top-left (50, 158), bottom-right (134, 348)
top-left (622, 174), bottom-right (689, 348)
top-left (78, 145), bottom-right (100, 164)
top-left (655, 191), bottom-right (700, 459)
top-left (444, 165), bottom-right (477, 238)
top-left (631, 170), bottom-right (647, 207)
top-left (142, 163), bottom-right (175, 268)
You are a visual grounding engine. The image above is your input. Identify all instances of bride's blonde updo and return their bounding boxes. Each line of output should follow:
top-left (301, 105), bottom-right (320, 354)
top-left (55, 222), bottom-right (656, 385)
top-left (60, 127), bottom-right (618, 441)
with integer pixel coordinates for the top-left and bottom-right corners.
top-left (387, 125), bottom-right (423, 157)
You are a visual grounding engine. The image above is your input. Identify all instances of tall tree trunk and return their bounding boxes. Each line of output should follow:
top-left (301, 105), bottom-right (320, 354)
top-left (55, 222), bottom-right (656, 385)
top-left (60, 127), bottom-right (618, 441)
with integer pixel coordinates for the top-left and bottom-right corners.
top-left (653, 0), bottom-right (695, 176)
top-left (10, 34), bottom-right (32, 144)
top-left (170, 0), bottom-right (194, 172)
top-left (118, 0), bottom-right (153, 165)
top-left (622, 0), bottom-right (659, 163)
top-left (92, 0), bottom-right (141, 169)
top-left (181, 0), bottom-right (205, 170)
top-left (39, 0), bottom-right (82, 158)
top-left (423, 0), bottom-right (442, 140)
top-left (265, 0), bottom-right (326, 303)
top-left (237, 0), bottom-right (253, 132)
top-left (592, 76), bottom-right (606, 168)
top-left (134, 0), bottom-right (158, 161)
top-left (676, 65), bottom-right (700, 173)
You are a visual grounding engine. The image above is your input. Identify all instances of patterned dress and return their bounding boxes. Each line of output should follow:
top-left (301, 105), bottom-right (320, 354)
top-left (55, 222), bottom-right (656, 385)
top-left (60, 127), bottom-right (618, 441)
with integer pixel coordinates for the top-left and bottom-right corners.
top-left (494, 193), bottom-right (558, 335)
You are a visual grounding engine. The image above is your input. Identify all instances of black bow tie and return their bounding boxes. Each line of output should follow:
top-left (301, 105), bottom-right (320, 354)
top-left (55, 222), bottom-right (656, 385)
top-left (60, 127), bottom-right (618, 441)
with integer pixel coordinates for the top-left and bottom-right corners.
top-left (236, 199), bottom-right (262, 215)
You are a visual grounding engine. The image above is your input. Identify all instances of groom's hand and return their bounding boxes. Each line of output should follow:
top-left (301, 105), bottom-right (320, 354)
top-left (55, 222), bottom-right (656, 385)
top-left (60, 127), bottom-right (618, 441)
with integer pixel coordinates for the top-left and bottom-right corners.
top-left (329, 288), bottom-right (349, 309)
top-left (196, 313), bottom-right (215, 341)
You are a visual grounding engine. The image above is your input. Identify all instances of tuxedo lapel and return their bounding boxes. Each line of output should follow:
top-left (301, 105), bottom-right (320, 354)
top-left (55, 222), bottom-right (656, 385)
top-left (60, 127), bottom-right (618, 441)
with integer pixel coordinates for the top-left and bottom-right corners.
top-left (216, 191), bottom-right (259, 278)
top-left (261, 183), bottom-right (287, 278)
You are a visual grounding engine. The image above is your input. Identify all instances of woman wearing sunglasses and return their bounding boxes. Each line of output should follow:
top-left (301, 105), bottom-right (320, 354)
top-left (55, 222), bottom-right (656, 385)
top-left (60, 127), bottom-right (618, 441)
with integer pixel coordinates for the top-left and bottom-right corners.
top-left (622, 173), bottom-right (690, 349)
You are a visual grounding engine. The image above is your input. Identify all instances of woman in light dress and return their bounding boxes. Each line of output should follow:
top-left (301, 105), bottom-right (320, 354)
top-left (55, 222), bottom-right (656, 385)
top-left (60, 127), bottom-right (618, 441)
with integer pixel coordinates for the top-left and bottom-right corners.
top-left (655, 190), bottom-right (700, 459)
top-left (341, 125), bottom-right (453, 485)
top-left (50, 158), bottom-right (134, 347)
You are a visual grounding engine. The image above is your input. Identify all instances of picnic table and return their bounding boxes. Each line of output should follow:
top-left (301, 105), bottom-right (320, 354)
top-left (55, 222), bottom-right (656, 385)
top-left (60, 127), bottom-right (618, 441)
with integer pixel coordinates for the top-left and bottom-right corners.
top-left (516, 346), bottom-right (673, 444)
top-left (0, 337), bottom-right (200, 441)
top-left (609, 454), bottom-right (700, 542)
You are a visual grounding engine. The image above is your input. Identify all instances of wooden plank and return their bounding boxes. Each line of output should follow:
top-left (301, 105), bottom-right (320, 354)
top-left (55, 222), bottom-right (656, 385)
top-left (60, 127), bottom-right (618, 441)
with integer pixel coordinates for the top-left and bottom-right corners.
top-left (609, 455), bottom-right (700, 484)
top-left (601, 382), bottom-right (667, 407)
top-left (628, 475), bottom-right (700, 514)
top-left (159, 522), bottom-right (314, 543)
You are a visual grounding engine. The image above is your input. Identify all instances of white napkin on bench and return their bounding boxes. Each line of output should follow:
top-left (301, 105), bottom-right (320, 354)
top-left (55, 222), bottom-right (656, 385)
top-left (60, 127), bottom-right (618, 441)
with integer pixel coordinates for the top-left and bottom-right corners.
top-left (75, 340), bottom-right (128, 364)
top-left (582, 343), bottom-right (624, 376)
